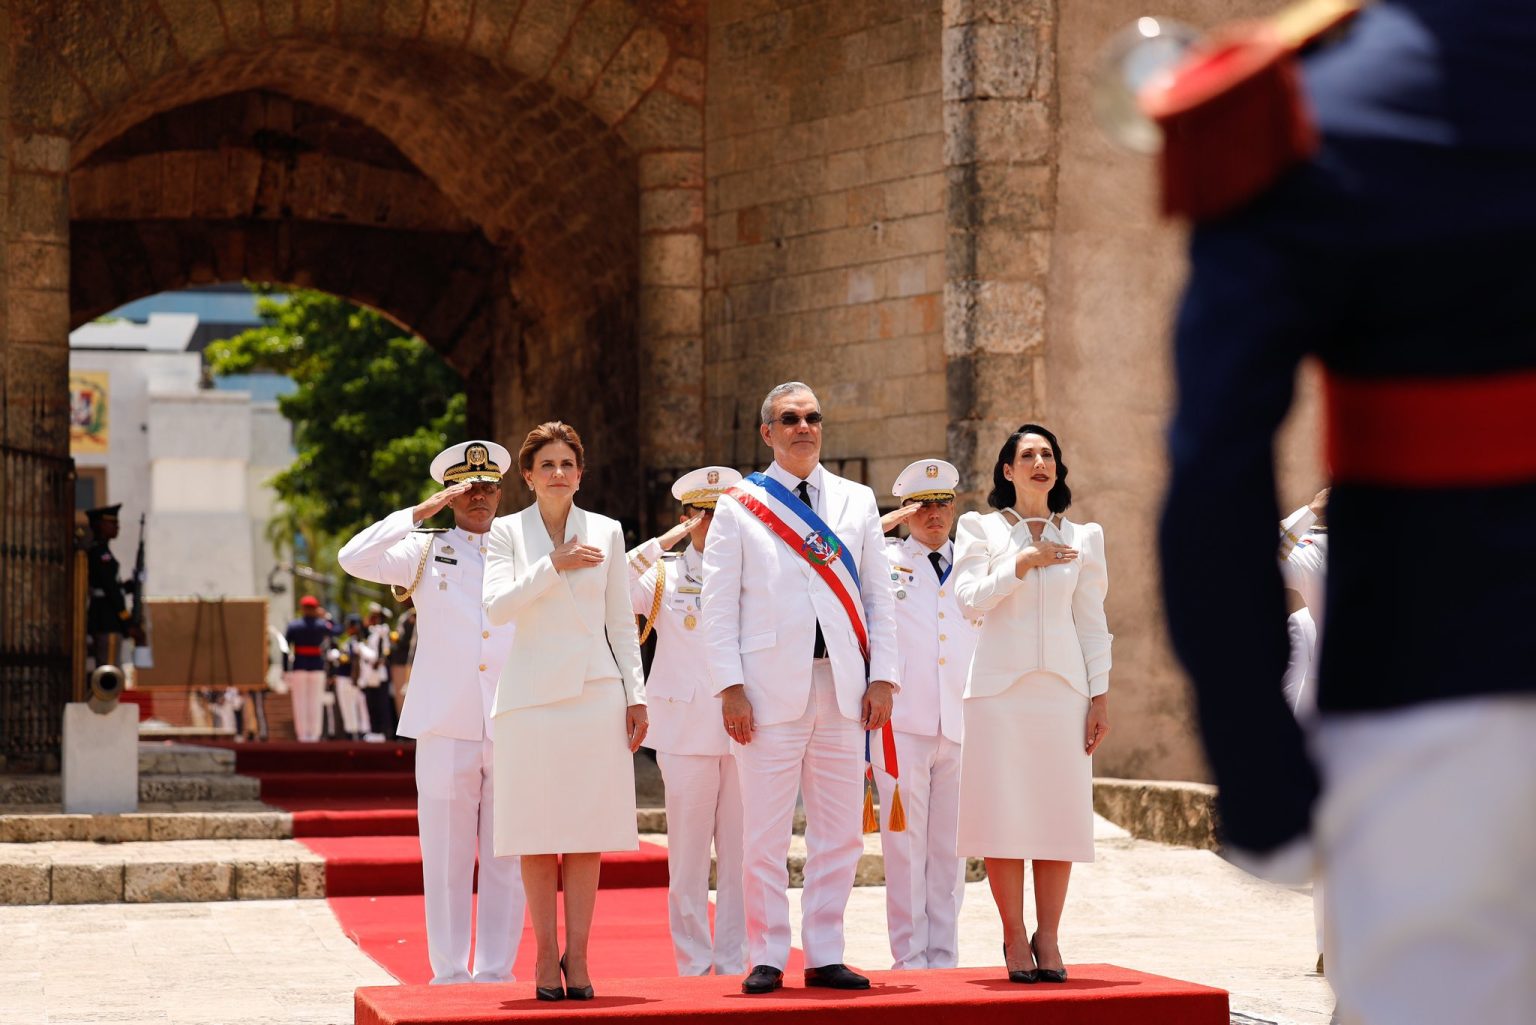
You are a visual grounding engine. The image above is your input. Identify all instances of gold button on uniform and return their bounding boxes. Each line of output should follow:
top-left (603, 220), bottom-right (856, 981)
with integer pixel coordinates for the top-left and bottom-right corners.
top-left (938, 589), bottom-right (946, 598)
top-left (939, 633), bottom-right (947, 641)
top-left (938, 611), bottom-right (946, 619)
top-left (480, 546), bottom-right (487, 553)
top-left (938, 657), bottom-right (947, 666)
top-left (482, 631), bottom-right (490, 639)
top-left (478, 663), bottom-right (487, 672)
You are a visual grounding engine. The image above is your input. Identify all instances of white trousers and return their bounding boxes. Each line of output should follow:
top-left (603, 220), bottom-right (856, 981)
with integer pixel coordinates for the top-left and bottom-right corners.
top-left (334, 677), bottom-right (370, 736)
top-left (415, 733), bottom-right (527, 984)
top-left (657, 752), bottom-right (747, 975)
top-left (288, 670), bottom-right (326, 742)
top-left (873, 730), bottom-right (965, 969)
top-left (1315, 695), bottom-right (1536, 1025)
top-left (733, 662), bottom-right (864, 970)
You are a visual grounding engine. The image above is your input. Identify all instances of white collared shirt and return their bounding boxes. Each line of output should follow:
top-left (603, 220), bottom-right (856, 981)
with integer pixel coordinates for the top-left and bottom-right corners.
top-left (765, 460), bottom-right (825, 517)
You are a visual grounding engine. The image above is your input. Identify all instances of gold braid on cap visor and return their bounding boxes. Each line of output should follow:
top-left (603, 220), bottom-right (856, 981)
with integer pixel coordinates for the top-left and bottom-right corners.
top-left (677, 488), bottom-right (724, 508)
top-left (902, 489), bottom-right (956, 503)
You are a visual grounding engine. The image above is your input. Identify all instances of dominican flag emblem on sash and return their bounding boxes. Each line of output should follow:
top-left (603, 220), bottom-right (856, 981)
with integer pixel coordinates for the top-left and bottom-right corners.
top-left (801, 530), bottom-right (840, 566)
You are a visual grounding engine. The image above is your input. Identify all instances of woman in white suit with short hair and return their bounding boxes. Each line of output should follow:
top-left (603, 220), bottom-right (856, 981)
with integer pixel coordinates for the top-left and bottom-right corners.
top-left (953, 423), bottom-right (1112, 986)
top-left (483, 421), bottom-right (648, 1002)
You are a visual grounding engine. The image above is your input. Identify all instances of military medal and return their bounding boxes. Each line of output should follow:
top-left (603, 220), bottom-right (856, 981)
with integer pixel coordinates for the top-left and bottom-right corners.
top-left (896, 589), bottom-right (907, 600)
top-left (442, 545), bottom-right (454, 555)
top-left (684, 613), bottom-right (698, 631)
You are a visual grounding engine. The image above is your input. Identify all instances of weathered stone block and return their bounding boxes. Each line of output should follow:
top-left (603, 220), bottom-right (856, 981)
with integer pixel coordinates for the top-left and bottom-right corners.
top-left (641, 233), bottom-right (703, 287)
top-left (944, 98), bottom-right (1052, 166)
top-left (589, 26), bottom-right (672, 122)
top-left (1092, 778), bottom-right (1219, 850)
top-left (620, 90), bottom-right (704, 151)
top-left (147, 815), bottom-right (205, 842)
top-left (641, 286), bottom-right (702, 337)
top-left (641, 152), bottom-right (705, 191)
top-left (124, 861), bottom-right (233, 903)
top-left (0, 862), bottom-right (51, 905)
top-left (507, 0), bottom-right (585, 79)
top-left (547, 0), bottom-right (638, 98)
top-left (234, 861), bottom-right (298, 900)
top-left (640, 188), bottom-right (705, 234)
top-left (422, 0), bottom-right (475, 47)
top-left (943, 22), bottom-right (1044, 101)
top-left (12, 134), bottom-right (70, 174)
top-left (52, 862), bottom-right (124, 904)
top-left (296, 859), bottom-right (327, 899)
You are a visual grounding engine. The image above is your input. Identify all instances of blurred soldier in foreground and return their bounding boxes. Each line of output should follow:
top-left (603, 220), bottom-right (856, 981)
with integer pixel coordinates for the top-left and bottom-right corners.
top-left (338, 440), bottom-right (525, 985)
top-left (1158, 4), bottom-right (1536, 1024)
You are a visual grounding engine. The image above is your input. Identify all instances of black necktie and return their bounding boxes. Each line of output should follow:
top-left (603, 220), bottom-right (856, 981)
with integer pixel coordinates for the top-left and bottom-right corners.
top-left (796, 480), bottom-right (828, 658)
top-left (929, 550), bottom-right (945, 581)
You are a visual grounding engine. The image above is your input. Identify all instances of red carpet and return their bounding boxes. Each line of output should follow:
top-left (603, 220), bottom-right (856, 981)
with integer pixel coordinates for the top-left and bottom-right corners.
top-left (355, 964), bottom-right (1228, 1024)
top-left (329, 886), bottom-right (799, 986)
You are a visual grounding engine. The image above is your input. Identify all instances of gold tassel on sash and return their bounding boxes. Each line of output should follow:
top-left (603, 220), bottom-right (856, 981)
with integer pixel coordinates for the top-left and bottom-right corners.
top-left (861, 767), bottom-right (880, 834)
top-left (887, 782), bottom-right (908, 833)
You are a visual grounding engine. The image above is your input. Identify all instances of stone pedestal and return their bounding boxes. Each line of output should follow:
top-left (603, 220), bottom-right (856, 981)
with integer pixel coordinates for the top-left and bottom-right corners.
top-left (62, 703), bottom-right (139, 814)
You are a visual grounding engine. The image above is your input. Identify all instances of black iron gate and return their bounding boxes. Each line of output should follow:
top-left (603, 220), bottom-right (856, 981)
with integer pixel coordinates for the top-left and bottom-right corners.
top-left (0, 444), bottom-right (75, 772)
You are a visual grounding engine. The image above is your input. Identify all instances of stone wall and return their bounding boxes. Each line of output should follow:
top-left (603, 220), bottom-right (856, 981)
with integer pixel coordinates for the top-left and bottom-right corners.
top-left (704, 0), bottom-right (947, 489)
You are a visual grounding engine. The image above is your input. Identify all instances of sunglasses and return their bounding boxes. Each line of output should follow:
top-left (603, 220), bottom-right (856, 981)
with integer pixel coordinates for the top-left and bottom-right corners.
top-left (775, 411), bottom-right (824, 427)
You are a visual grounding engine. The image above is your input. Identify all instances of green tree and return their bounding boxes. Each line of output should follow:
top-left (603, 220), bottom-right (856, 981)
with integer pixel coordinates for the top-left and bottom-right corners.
top-left (206, 289), bottom-right (465, 544)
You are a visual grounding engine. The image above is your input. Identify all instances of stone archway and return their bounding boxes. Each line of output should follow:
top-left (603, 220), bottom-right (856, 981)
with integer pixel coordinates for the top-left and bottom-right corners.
top-left (0, 1), bottom-right (706, 764)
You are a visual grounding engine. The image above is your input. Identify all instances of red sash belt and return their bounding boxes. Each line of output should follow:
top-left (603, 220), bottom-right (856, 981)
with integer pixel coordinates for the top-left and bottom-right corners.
top-left (1325, 368), bottom-right (1536, 486)
top-left (294, 645), bottom-right (322, 656)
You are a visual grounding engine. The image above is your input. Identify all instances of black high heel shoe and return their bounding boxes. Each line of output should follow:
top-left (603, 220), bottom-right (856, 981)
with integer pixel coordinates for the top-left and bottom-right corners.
top-left (1004, 941), bottom-right (1038, 984)
top-left (1031, 934), bottom-right (1068, 983)
top-left (535, 958), bottom-right (565, 1002)
top-left (561, 954), bottom-right (595, 1000)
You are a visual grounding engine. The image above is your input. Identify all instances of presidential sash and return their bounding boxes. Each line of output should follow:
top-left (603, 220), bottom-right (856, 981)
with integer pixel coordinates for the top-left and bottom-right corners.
top-left (723, 471), bottom-right (906, 832)
top-left (723, 472), bottom-right (870, 662)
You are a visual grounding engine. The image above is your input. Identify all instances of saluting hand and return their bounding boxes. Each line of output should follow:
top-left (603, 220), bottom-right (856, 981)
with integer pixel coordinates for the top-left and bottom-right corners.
top-left (880, 504), bottom-right (921, 533)
top-left (1015, 541), bottom-right (1077, 575)
top-left (657, 512), bottom-right (706, 551)
top-left (551, 540), bottom-right (605, 572)
top-left (412, 482), bottom-right (472, 523)
top-left (862, 679), bottom-right (895, 731)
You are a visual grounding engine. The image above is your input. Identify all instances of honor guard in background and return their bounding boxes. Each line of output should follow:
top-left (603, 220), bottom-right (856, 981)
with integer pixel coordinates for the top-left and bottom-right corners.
top-left (337, 440), bottom-right (526, 985)
top-left (1157, 5), bottom-right (1536, 1023)
top-left (84, 504), bottom-right (143, 667)
top-left (329, 613), bottom-right (373, 741)
top-left (627, 466), bottom-right (747, 977)
top-left (703, 382), bottom-right (900, 995)
top-left (874, 459), bottom-right (979, 970)
top-left (284, 596), bottom-right (334, 743)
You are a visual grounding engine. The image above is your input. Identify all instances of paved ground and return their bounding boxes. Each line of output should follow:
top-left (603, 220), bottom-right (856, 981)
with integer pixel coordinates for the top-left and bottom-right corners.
top-left (0, 814), bottom-right (1332, 1025)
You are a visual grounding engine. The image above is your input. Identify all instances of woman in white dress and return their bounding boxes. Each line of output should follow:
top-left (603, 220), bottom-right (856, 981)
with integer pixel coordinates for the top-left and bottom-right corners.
top-left (483, 421), bottom-right (648, 1001)
top-left (952, 424), bottom-right (1112, 985)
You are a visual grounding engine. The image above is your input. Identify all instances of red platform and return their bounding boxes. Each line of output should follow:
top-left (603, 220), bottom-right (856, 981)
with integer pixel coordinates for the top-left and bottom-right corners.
top-left (355, 965), bottom-right (1229, 1025)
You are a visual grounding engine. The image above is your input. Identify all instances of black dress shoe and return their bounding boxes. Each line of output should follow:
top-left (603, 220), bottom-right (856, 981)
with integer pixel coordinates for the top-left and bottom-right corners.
top-left (534, 983), bottom-right (565, 1002)
top-left (1031, 935), bottom-right (1068, 983)
top-left (741, 965), bottom-right (784, 994)
top-left (804, 963), bottom-right (870, 989)
top-left (560, 954), bottom-right (594, 1000)
top-left (1004, 942), bottom-right (1038, 984)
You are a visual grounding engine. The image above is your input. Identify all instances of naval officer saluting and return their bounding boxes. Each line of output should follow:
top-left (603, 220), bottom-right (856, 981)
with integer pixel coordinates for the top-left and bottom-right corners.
top-left (337, 440), bottom-right (526, 985)
top-left (873, 459), bottom-right (980, 969)
top-left (702, 381), bottom-right (901, 994)
top-left (626, 466), bottom-right (747, 977)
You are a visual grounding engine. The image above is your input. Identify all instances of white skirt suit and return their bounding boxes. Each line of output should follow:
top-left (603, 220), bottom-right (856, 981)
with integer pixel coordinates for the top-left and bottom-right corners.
top-left (484, 504), bottom-right (646, 856)
top-left (952, 510), bottom-right (1112, 862)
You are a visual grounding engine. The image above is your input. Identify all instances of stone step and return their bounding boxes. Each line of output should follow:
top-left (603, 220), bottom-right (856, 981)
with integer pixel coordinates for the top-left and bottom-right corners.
top-left (639, 833), bottom-right (988, 888)
top-left (0, 772), bottom-right (261, 806)
top-left (0, 839), bottom-right (326, 905)
top-left (136, 741), bottom-right (236, 776)
top-left (0, 803), bottom-right (288, 843)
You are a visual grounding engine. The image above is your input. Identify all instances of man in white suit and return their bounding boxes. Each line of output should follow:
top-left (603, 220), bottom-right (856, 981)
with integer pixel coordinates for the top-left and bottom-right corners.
top-left (702, 381), bottom-right (900, 994)
top-left (873, 459), bottom-right (980, 969)
top-left (337, 440), bottom-right (526, 985)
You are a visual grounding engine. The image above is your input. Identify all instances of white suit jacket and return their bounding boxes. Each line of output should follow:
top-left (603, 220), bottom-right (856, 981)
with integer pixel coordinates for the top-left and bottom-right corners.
top-left (484, 504), bottom-right (645, 715)
top-left (701, 461), bottom-right (900, 727)
top-left (884, 537), bottom-right (981, 744)
top-left (336, 509), bottom-right (512, 741)
top-left (953, 509), bottom-right (1112, 700)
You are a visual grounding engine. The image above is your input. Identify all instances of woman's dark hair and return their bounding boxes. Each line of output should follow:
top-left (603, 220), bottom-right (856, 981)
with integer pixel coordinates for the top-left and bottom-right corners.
top-left (987, 423), bottom-right (1072, 513)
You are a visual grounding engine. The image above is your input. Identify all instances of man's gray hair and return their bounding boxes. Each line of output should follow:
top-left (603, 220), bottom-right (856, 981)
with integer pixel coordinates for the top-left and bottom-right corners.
top-left (760, 381), bottom-right (818, 425)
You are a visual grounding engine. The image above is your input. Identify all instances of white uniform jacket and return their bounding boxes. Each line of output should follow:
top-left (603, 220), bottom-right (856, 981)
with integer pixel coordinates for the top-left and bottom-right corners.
top-left (336, 509), bottom-right (513, 741)
top-left (1279, 505), bottom-right (1327, 622)
top-left (701, 461), bottom-right (900, 727)
top-left (883, 537), bottom-right (981, 744)
top-left (953, 510), bottom-right (1112, 700)
top-left (629, 541), bottom-right (729, 757)
top-left (484, 504), bottom-right (645, 715)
